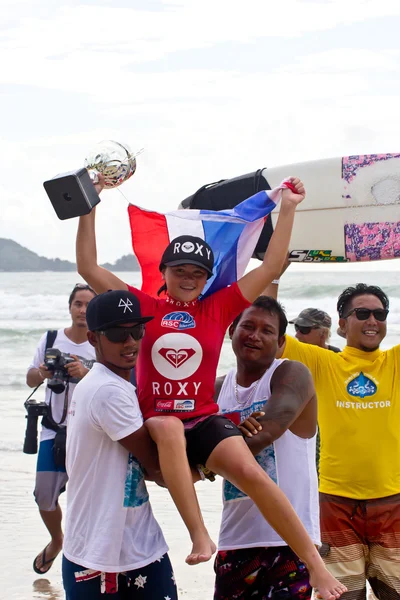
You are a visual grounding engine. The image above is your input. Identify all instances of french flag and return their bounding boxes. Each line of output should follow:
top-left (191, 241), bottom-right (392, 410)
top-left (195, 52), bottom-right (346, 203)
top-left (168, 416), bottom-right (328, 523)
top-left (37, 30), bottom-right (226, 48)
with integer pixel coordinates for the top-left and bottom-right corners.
top-left (128, 181), bottom-right (291, 298)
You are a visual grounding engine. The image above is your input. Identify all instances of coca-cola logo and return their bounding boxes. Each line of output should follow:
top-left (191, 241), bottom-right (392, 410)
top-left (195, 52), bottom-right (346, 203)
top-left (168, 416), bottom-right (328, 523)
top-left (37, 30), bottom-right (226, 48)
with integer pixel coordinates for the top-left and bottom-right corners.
top-left (155, 400), bottom-right (174, 411)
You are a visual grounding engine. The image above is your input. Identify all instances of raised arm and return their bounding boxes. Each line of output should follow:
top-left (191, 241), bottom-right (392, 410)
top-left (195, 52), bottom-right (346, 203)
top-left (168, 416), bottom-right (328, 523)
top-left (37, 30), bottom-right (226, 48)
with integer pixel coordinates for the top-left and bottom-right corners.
top-left (76, 209), bottom-right (128, 294)
top-left (262, 255), bottom-right (291, 299)
top-left (245, 360), bottom-right (316, 456)
top-left (237, 178), bottom-right (304, 302)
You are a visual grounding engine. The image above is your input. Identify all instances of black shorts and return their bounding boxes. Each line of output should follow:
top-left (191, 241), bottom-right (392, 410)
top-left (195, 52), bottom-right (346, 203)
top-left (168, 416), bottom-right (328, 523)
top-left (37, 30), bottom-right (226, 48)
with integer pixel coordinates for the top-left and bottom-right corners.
top-left (184, 415), bottom-right (242, 467)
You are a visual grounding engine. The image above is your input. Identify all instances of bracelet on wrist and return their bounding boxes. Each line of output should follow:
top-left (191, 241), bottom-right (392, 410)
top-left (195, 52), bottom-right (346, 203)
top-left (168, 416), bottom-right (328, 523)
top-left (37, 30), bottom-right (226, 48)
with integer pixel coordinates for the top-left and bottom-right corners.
top-left (197, 464), bottom-right (216, 482)
top-left (197, 467), bottom-right (206, 481)
top-left (272, 279), bottom-right (280, 285)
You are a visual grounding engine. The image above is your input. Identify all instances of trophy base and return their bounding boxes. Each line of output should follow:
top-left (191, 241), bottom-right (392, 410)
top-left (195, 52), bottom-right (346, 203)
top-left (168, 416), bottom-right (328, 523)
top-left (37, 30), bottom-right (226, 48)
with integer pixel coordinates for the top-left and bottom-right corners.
top-left (43, 168), bottom-right (101, 220)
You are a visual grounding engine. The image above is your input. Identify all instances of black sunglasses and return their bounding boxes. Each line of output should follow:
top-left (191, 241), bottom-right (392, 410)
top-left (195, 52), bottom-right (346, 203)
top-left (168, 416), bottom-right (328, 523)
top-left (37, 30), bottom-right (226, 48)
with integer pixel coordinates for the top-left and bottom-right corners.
top-left (344, 308), bottom-right (389, 322)
top-left (294, 324), bottom-right (319, 335)
top-left (98, 325), bottom-right (145, 343)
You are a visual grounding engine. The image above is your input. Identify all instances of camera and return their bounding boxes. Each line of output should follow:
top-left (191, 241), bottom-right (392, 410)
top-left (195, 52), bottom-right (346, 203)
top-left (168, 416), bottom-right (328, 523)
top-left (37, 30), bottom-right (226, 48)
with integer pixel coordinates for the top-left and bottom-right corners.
top-left (44, 348), bottom-right (75, 394)
top-left (23, 398), bottom-right (48, 455)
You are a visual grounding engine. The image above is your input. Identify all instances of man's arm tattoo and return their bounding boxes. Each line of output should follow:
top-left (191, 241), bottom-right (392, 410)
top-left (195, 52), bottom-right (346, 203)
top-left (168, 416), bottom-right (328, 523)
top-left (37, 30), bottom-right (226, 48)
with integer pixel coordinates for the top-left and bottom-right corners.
top-left (245, 361), bottom-right (314, 455)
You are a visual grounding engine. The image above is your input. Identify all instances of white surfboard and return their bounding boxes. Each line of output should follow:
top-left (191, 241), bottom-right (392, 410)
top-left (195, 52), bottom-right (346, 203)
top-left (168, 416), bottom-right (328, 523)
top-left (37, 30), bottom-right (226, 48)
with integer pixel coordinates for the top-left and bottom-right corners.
top-left (266, 153), bottom-right (400, 263)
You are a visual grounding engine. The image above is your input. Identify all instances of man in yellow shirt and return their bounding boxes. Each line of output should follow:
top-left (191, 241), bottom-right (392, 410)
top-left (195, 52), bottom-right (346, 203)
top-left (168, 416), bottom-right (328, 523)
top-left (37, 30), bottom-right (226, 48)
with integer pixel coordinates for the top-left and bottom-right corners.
top-left (279, 283), bottom-right (400, 600)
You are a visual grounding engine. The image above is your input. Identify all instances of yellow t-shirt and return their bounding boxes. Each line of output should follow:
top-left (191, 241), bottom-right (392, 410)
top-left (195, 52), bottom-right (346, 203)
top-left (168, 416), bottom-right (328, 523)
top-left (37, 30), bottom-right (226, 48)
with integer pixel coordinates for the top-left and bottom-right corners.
top-left (283, 336), bottom-right (400, 499)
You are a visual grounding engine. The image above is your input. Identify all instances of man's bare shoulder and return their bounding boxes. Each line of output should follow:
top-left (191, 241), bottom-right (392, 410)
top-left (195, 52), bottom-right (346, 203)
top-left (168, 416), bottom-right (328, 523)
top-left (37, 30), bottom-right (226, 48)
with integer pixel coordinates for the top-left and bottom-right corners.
top-left (273, 359), bottom-right (314, 387)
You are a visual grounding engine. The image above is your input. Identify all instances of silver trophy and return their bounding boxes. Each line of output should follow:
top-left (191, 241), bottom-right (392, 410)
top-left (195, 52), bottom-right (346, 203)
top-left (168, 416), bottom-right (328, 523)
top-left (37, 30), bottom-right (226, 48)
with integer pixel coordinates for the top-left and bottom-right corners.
top-left (84, 140), bottom-right (137, 189)
top-left (43, 140), bottom-right (140, 220)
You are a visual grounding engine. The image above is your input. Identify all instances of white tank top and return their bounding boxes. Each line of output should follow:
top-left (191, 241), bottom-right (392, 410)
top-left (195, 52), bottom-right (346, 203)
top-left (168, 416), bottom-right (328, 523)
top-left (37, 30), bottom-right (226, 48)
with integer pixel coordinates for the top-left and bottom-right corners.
top-left (218, 359), bottom-right (320, 550)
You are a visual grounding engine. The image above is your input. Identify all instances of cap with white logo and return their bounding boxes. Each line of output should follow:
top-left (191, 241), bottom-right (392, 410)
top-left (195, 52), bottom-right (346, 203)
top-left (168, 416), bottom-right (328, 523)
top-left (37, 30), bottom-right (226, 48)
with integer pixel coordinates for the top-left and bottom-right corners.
top-left (159, 235), bottom-right (214, 278)
top-left (86, 289), bottom-right (154, 331)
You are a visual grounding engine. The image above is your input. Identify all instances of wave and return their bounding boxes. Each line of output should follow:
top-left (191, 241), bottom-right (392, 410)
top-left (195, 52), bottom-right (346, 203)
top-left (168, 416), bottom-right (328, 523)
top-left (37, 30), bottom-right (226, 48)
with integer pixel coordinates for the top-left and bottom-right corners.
top-left (0, 443), bottom-right (23, 453)
top-left (279, 282), bottom-right (400, 299)
top-left (0, 327), bottom-right (52, 336)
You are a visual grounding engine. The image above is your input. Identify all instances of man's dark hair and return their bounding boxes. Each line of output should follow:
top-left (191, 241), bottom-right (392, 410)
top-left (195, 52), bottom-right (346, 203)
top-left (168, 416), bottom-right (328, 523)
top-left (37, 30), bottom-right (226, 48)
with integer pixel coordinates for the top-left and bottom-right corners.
top-left (68, 284), bottom-right (96, 307)
top-left (232, 295), bottom-right (288, 337)
top-left (337, 283), bottom-right (389, 318)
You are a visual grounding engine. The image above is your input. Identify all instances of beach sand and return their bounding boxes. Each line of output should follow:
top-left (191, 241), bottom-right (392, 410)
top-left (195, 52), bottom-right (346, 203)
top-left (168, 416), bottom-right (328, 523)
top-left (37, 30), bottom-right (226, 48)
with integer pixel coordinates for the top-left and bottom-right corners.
top-left (1, 444), bottom-right (222, 599)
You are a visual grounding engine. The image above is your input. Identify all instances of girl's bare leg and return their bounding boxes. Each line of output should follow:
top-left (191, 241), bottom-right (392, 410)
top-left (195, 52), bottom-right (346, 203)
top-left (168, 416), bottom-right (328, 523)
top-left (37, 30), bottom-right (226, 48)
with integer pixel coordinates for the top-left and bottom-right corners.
top-left (206, 436), bottom-right (347, 600)
top-left (145, 416), bottom-right (216, 565)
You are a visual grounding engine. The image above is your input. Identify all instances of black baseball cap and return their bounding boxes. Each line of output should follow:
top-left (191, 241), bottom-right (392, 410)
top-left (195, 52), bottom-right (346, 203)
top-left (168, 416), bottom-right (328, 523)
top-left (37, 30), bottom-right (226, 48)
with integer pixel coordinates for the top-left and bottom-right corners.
top-left (159, 235), bottom-right (214, 279)
top-left (289, 308), bottom-right (332, 328)
top-left (86, 289), bottom-right (154, 331)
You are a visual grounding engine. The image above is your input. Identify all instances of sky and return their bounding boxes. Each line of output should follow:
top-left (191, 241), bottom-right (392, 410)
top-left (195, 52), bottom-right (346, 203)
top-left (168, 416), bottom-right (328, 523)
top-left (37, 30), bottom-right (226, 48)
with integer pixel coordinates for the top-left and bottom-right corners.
top-left (1, 0), bottom-right (400, 265)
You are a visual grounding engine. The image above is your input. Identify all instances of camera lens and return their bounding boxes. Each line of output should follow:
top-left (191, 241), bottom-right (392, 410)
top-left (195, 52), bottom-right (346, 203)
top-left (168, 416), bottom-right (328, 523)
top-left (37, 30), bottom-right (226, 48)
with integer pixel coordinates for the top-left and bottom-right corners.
top-left (47, 371), bottom-right (66, 394)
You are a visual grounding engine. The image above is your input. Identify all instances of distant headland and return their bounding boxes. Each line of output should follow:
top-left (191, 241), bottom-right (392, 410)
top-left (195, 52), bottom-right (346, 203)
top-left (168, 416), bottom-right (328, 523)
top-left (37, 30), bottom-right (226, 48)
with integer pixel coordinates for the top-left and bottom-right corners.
top-left (0, 238), bottom-right (140, 272)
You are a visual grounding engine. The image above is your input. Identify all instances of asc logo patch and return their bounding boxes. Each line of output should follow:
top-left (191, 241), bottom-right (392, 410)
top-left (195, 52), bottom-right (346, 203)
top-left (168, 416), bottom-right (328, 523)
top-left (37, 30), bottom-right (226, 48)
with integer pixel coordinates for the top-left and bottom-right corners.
top-left (161, 311), bottom-right (196, 330)
top-left (174, 400), bottom-right (195, 411)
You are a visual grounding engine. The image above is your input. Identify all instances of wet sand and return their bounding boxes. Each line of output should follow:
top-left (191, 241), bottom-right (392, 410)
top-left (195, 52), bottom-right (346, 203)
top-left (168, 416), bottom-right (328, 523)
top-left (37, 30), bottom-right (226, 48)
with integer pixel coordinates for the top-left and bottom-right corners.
top-left (1, 438), bottom-right (222, 599)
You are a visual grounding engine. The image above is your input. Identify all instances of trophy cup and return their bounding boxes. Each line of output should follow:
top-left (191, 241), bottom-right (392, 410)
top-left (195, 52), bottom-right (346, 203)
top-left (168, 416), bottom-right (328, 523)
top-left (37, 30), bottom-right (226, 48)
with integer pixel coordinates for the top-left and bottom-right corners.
top-left (43, 140), bottom-right (138, 220)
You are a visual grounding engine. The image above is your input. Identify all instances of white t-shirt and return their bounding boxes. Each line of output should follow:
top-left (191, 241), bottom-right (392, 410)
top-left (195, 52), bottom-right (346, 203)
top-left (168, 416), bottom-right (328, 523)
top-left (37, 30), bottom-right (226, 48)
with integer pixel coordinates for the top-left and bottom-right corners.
top-left (218, 359), bottom-right (320, 550)
top-left (63, 362), bottom-right (168, 572)
top-left (27, 329), bottom-right (96, 441)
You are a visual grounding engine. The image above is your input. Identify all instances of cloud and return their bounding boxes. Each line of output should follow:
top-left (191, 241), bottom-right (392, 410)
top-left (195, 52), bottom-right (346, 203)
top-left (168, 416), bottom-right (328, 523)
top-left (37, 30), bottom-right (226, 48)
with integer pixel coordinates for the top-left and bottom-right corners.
top-left (2, 0), bottom-right (400, 93)
top-left (289, 48), bottom-right (399, 73)
top-left (1, 0), bottom-right (400, 262)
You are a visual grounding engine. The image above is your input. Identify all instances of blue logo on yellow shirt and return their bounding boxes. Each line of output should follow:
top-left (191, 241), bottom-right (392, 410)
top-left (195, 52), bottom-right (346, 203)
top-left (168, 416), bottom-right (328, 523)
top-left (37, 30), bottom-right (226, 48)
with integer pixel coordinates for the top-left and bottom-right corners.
top-left (347, 372), bottom-right (377, 398)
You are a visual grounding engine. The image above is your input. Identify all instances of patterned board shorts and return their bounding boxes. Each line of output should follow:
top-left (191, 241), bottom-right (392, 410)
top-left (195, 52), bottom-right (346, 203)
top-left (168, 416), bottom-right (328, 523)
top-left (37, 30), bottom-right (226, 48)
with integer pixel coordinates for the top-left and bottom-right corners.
top-left (320, 492), bottom-right (400, 600)
top-left (214, 545), bottom-right (312, 600)
top-left (62, 553), bottom-right (178, 599)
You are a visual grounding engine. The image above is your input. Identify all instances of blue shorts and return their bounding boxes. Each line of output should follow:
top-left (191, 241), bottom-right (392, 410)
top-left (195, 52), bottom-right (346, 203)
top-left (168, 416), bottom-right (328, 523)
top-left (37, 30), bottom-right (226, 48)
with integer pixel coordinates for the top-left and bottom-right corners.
top-left (62, 554), bottom-right (178, 599)
top-left (34, 439), bottom-right (68, 511)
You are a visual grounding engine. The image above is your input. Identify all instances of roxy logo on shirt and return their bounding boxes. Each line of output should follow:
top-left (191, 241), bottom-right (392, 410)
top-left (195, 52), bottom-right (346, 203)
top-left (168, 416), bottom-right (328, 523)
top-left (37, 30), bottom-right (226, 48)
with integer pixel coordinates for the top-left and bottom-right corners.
top-left (161, 311), bottom-right (196, 330)
top-left (151, 333), bottom-right (203, 380)
top-left (158, 347), bottom-right (196, 368)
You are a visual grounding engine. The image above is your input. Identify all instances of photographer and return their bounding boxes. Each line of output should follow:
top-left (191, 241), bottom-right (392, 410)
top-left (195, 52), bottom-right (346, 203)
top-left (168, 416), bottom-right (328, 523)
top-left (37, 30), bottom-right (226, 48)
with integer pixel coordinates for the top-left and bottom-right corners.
top-left (26, 283), bottom-right (96, 575)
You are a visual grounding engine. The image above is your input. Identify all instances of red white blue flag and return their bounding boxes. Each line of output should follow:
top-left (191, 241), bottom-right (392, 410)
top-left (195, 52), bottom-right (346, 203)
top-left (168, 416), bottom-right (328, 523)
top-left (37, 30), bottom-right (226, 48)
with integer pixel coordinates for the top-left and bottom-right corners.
top-left (128, 181), bottom-right (290, 298)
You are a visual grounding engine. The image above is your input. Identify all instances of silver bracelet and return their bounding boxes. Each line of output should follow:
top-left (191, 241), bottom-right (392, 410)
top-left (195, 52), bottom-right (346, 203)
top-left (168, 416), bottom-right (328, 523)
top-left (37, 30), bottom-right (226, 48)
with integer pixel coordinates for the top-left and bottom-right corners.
top-left (272, 279), bottom-right (280, 285)
top-left (197, 467), bottom-right (206, 481)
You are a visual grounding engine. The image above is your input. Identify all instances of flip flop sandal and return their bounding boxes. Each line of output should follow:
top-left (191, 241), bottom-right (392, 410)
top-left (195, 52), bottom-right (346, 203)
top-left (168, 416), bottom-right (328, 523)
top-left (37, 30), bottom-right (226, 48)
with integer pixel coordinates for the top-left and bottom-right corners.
top-left (33, 544), bottom-right (57, 575)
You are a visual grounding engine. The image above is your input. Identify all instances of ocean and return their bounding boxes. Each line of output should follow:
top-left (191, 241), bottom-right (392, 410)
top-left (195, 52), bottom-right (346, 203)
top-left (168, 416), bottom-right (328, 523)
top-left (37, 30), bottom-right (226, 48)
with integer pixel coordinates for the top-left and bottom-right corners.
top-left (1, 267), bottom-right (399, 599)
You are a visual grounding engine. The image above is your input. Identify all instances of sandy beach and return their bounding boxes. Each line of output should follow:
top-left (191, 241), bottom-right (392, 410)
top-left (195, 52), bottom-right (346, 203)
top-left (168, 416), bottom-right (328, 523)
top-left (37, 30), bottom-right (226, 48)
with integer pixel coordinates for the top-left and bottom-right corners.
top-left (1, 442), bottom-right (223, 599)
